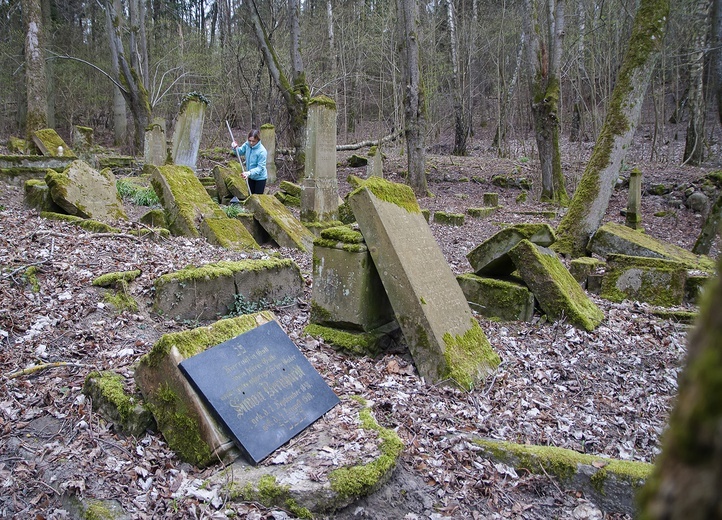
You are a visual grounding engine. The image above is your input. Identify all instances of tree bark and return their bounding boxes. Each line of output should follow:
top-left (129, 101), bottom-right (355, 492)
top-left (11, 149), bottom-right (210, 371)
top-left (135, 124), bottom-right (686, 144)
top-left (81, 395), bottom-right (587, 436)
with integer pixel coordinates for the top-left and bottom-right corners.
top-left (555, 0), bottom-right (670, 257)
top-left (713, 0), bottom-right (722, 127)
top-left (638, 255), bottom-right (722, 518)
top-left (397, 0), bottom-right (427, 196)
top-left (446, 0), bottom-right (470, 156)
top-left (23, 0), bottom-right (47, 140)
top-left (692, 192), bottom-right (722, 255)
top-left (683, 0), bottom-right (712, 166)
top-left (110, 0), bottom-right (127, 146)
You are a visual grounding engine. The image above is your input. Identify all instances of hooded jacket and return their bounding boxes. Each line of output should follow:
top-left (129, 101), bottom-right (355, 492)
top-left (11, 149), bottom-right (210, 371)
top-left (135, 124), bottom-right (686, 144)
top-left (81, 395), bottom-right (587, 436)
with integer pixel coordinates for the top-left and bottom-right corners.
top-left (235, 140), bottom-right (267, 181)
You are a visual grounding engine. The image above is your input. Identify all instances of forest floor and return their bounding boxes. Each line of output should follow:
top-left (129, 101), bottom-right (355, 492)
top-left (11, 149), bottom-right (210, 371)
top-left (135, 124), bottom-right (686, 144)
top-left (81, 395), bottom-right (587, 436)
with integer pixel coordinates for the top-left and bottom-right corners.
top-left (0, 126), bottom-right (720, 519)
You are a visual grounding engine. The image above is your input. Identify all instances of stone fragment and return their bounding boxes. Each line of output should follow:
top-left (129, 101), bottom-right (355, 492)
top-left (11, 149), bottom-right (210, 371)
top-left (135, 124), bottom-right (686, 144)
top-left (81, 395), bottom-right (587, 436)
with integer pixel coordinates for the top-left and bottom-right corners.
top-left (467, 223), bottom-right (556, 276)
top-left (569, 257), bottom-right (606, 288)
top-left (245, 194), bottom-right (315, 252)
top-left (32, 128), bottom-right (77, 158)
top-left (600, 254), bottom-right (687, 307)
top-left (83, 371), bottom-right (154, 437)
top-left (24, 179), bottom-right (63, 212)
top-left (456, 274), bottom-right (535, 322)
top-left (260, 124), bottom-right (277, 183)
top-left (508, 240), bottom-right (604, 331)
top-left (433, 211), bottom-right (465, 226)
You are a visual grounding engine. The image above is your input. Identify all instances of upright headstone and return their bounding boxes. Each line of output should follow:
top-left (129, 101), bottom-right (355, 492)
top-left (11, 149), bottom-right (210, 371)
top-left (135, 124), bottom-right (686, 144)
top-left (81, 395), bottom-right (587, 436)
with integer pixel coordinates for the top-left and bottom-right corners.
top-left (145, 118), bottom-right (167, 167)
top-left (348, 177), bottom-right (500, 390)
top-left (366, 145), bottom-right (383, 178)
top-left (260, 124), bottom-right (277, 184)
top-left (72, 125), bottom-right (93, 150)
top-left (171, 93), bottom-right (208, 171)
top-left (626, 168), bottom-right (642, 230)
top-left (301, 96), bottom-right (339, 222)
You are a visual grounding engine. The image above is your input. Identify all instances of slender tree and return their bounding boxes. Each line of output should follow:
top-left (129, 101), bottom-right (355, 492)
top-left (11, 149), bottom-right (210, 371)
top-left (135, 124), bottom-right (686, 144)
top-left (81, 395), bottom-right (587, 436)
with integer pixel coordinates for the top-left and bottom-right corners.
top-left (110, 0), bottom-right (127, 146)
top-left (23, 0), bottom-right (47, 140)
top-left (555, 0), bottom-right (670, 257)
top-left (713, 0), bottom-right (722, 125)
top-left (446, 0), bottom-right (470, 155)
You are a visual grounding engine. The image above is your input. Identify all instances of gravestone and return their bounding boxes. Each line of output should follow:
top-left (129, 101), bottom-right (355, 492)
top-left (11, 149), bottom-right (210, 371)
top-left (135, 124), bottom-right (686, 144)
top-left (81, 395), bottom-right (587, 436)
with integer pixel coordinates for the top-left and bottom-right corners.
top-left (367, 145), bottom-right (383, 177)
top-left (626, 169), bottom-right (642, 229)
top-left (301, 96), bottom-right (339, 222)
top-left (72, 125), bottom-right (93, 150)
top-left (144, 118), bottom-right (167, 167)
top-left (467, 223), bottom-right (556, 276)
top-left (32, 128), bottom-right (77, 158)
top-left (179, 320), bottom-right (339, 465)
top-left (260, 124), bottom-right (277, 184)
top-left (245, 194), bottom-right (315, 251)
top-left (171, 93), bottom-right (208, 171)
top-left (348, 177), bottom-right (500, 390)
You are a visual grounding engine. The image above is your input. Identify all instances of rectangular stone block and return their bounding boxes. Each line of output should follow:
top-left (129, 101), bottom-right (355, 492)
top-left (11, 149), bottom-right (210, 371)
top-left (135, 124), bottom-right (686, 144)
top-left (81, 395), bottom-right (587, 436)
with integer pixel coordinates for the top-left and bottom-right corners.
top-left (199, 217), bottom-right (259, 251)
top-left (600, 254), bottom-right (687, 307)
top-left (457, 274), bottom-right (535, 322)
top-left (245, 194), bottom-right (315, 252)
top-left (467, 223), bottom-right (556, 276)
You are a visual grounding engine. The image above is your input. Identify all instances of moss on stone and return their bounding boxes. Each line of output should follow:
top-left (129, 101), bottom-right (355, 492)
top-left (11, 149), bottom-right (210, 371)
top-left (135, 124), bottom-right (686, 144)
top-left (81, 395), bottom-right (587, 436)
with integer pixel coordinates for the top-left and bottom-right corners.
top-left (34, 129), bottom-right (77, 158)
top-left (304, 323), bottom-right (382, 357)
top-left (103, 280), bottom-right (139, 312)
top-left (93, 270), bottom-right (142, 287)
top-left (40, 212), bottom-right (121, 233)
top-left (349, 177), bottom-right (420, 214)
top-left (154, 258), bottom-right (293, 290)
top-left (433, 211), bottom-right (465, 226)
top-left (600, 254), bottom-right (687, 307)
top-left (308, 95), bottom-right (337, 110)
top-left (442, 319), bottom-right (501, 390)
top-left (319, 226), bottom-right (363, 244)
top-left (23, 266), bottom-right (40, 293)
top-left (83, 371), bottom-right (137, 424)
top-left (83, 500), bottom-right (114, 520)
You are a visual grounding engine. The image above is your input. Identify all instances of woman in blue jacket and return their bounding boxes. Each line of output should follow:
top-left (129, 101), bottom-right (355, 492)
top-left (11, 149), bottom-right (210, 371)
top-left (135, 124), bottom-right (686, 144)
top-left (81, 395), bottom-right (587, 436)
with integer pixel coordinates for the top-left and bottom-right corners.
top-left (231, 129), bottom-right (267, 194)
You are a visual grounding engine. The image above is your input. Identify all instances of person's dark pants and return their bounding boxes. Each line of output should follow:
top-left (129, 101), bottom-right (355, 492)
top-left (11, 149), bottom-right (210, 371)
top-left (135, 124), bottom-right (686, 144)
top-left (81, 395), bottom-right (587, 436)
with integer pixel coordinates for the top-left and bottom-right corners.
top-left (248, 178), bottom-right (266, 195)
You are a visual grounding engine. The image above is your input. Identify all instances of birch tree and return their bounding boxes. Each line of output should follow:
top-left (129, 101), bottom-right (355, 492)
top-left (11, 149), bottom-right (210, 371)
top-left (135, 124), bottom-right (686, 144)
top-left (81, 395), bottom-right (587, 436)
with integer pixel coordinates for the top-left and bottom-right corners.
top-left (23, 0), bottom-right (47, 139)
top-left (555, 0), bottom-right (670, 257)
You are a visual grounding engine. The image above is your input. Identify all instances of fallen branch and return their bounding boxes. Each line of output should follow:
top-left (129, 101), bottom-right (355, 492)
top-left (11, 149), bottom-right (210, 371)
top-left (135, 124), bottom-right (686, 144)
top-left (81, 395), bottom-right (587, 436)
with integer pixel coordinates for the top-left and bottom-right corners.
top-left (6, 362), bottom-right (92, 380)
top-left (336, 128), bottom-right (404, 151)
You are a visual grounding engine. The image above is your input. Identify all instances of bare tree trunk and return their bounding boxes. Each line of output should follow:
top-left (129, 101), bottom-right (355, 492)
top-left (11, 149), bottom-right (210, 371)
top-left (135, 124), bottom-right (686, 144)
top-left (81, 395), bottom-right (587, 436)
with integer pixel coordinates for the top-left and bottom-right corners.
top-left (555, 0), bottom-right (670, 257)
top-left (638, 254), bottom-right (722, 518)
top-left (714, 0), bottom-right (722, 126)
top-left (23, 0), bottom-right (47, 140)
top-left (447, 0), bottom-right (470, 156)
top-left (397, 0), bottom-right (427, 196)
top-left (493, 29), bottom-right (525, 154)
top-left (683, 0), bottom-right (712, 166)
top-left (570, 0), bottom-right (586, 142)
top-left (110, 0), bottom-right (127, 146)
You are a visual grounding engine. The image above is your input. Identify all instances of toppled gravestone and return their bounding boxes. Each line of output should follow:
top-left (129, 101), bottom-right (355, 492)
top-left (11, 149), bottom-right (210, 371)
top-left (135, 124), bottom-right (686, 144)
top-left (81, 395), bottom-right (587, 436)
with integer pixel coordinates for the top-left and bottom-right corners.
top-left (214, 162), bottom-right (250, 202)
top-left (348, 177), bottom-right (500, 390)
top-left (456, 274), bottom-right (535, 322)
top-left (245, 194), bottom-right (315, 252)
top-left (32, 128), bottom-right (77, 158)
top-left (154, 258), bottom-right (303, 321)
top-left (135, 311), bottom-right (275, 467)
top-left (147, 164), bottom-right (258, 250)
top-left (45, 159), bottom-right (128, 221)
top-left (508, 240), bottom-right (604, 331)
top-left (24, 179), bottom-right (63, 212)
top-left (467, 223), bottom-right (556, 276)
top-left (600, 254), bottom-right (688, 307)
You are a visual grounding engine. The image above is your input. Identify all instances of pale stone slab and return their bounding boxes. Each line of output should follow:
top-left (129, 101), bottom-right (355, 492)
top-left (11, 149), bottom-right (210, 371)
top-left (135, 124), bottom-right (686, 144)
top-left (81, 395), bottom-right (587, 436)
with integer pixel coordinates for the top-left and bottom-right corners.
top-left (301, 98), bottom-right (339, 222)
top-left (348, 178), bottom-right (499, 389)
top-left (171, 95), bottom-right (207, 170)
top-left (508, 240), bottom-right (604, 331)
top-left (199, 217), bottom-right (259, 251)
top-left (260, 124), bottom-right (277, 184)
top-left (144, 119), bottom-right (167, 167)
top-left (467, 223), bottom-right (556, 276)
top-left (600, 254), bottom-right (687, 307)
top-left (32, 128), bottom-right (77, 158)
top-left (245, 194), bottom-right (315, 252)
top-left (456, 274), bottom-right (535, 322)
top-left (45, 160), bottom-right (127, 221)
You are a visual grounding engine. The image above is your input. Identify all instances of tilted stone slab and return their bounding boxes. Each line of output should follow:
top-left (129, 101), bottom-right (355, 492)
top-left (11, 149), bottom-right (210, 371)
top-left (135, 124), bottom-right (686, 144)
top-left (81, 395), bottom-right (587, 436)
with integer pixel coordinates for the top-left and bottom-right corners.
top-left (348, 177), bottom-right (500, 390)
top-left (456, 274), bottom-right (535, 322)
top-left (135, 311), bottom-right (275, 467)
top-left (589, 222), bottom-right (716, 273)
top-left (225, 162), bottom-right (251, 199)
top-left (0, 155), bottom-right (74, 186)
top-left (508, 240), bottom-right (604, 331)
top-left (600, 254), bottom-right (688, 307)
top-left (199, 216), bottom-right (259, 251)
top-left (475, 439), bottom-right (652, 516)
top-left (45, 160), bottom-right (127, 221)
top-left (467, 223), bottom-right (556, 276)
top-left (32, 128), bottom-right (77, 158)
top-left (154, 258), bottom-right (303, 321)
top-left (24, 179), bottom-right (63, 212)
top-left (245, 195), bottom-right (315, 252)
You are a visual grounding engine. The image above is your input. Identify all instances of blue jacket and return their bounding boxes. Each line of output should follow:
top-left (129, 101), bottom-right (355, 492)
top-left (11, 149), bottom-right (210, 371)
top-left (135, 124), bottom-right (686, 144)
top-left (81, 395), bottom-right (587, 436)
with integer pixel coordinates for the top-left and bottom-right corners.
top-left (234, 140), bottom-right (267, 181)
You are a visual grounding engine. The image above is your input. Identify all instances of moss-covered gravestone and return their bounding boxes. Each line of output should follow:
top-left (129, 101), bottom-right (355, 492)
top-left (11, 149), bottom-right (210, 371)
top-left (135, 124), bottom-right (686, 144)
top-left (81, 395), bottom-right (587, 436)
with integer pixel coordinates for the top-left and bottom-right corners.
top-left (456, 274), bottom-right (535, 322)
top-left (600, 254), bottom-right (688, 307)
top-left (245, 194), bottom-right (315, 252)
top-left (24, 179), bottom-right (63, 212)
top-left (144, 119), bottom-right (167, 167)
top-left (154, 258), bottom-right (303, 321)
top-left (508, 240), bottom-right (604, 331)
top-left (171, 93), bottom-right (207, 171)
top-left (32, 128), bottom-right (77, 158)
top-left (45, 160), bottom-right (127, 221)
top-left (348, 177), bottom-right (500, 390)
top-left (260, 124), bottom-right (277, 184)
top-left (467, 223), bottom-right (556, 276)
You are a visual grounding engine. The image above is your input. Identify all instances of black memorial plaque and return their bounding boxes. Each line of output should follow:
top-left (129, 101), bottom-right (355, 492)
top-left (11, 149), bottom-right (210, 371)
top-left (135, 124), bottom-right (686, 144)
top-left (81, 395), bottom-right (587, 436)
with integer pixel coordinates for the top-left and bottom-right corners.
top-left (179, 320), bottom-right (340, 465)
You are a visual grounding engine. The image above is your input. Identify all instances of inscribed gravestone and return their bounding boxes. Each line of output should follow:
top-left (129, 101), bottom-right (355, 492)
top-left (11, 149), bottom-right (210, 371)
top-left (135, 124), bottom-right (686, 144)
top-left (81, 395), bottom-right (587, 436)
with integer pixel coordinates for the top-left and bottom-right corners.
top-left (171, 93), bottom-right (208, 171)
top-left (260, 124), bottom-right (277, 184)
top-left (179, 320), bottom-right (339, 465)
top-left (301, 96), bottom-right (339, 222)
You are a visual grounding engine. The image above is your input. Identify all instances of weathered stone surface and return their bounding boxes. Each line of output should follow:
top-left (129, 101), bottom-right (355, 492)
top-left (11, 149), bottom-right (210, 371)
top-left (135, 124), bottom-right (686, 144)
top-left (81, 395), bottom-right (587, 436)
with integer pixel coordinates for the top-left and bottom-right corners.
top-left (279, 180), bottom-right (302, 197)
top-left (483, 193), bottom-right (499, 207)
top-left (32, 128), bottom-right (77, 158)
top-left (245, 195), bottom-right (315, 252)
top-left (260, 124), bottom-right (277, 183)
top-left (684, 273), bottom-right (712, 304)
top-left (45, 160), bottom-right (127, 221)
top-left (625, 169), bottom-right (642, 229)
top-left (348, 177), bottom-right (500, 389)
top-left (199, 216), bottom-right (259, 251)
top-left (311, 227), bottom-right (395, 331)
top-left (171, 94), bottom-right (207, 170)
top-left (366, 145), bottom-right (383, 178)
top-left (600, 254), bottom-right (687, 307)
top-left (433, 211), bottom-right (465, 226)
top-left (144, 118), bottom-right (167, 167)
top-left (569, 257), bottom-right (605, 288)
top-left (7, 137), bottom-right (27, 154)
top-left (301, 98), bottom-right (339, 222)
top-left (40, 211), bottom-right (121, 233)
top-left (72, 125), bottom-right (93, 150)
top-left (588, 222), bottom-right (716, 272)
top-left (476, 438), bottom-right (652, 516)
top-left (139, 209), bottom-right (167, 229)
top-left (154, 258), bottom-right (303, 321)
top-left (135, 312), bottom-right (275, 467)
top-left (456, 274), bottom-right (535, 322)
top-left (0, 155), bottom-right (73, 186)
top-left (467, 223), bottom-right (556, 276)
top-left (467, 207), bottom-right (497, 218)
top-left (508, 240), bottom-right (604, 331)
top-left (212, 165), bottom-right (232, 202)
top-left (304, 322), bottom-right (403, 358)
top-left (24, 179), bottom-right (63, 212)
top-left (82, 371), bottom-right (154, 437)
top-left (226, 162), bottom-right (251, 199)
top-left (234, 212), bottom-right (273, 246)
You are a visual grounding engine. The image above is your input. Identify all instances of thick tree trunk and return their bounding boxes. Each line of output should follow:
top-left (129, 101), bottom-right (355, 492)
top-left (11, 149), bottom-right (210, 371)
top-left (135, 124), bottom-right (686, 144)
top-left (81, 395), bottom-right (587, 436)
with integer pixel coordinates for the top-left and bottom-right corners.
top-left (692, 192), bottom-right (722, 254)
top-left (110, 0), bottom-right (127, 146)
top-left (638, 255), bottom-right (722, 518)
top-left (23, 0), bottom-right (47, 140)
top-left (447, 0), bottom-right (470, 156)
top-left (397, 0), bottom-right (427, 196)
top-left (683, 0), bottom-right (712, 166)
top-left (713, 0), bottom-right (722, 126)
top-left (555, 0), bottom-right (670, 257)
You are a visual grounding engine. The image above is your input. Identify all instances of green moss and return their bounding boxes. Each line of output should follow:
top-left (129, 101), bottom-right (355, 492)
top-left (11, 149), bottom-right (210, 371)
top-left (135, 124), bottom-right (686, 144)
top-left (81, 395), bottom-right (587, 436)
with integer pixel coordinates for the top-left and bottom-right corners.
top-left (23, 266), bottom-right (40, 293)
top-left (40, 212), bottom-right (121, 233)
top-left (600, 255), bottom-right (686, 307)
top-left (348, 177), bottom-right (421, 214)
top-left (329, 402), bottom-right (404, 499)
top-left (84, 371), bottom-right (136, 423)
top-left (309, 301), bottom-right (333, 323)
top-left (34, 129), bottom-right (76, 158)
top-left (93, 270), bottom-right (141, 287)
top-left (319, 226), bottom-right (363, 244)
top-left (103, 280), bottom-right (139, 312)
top-left (433, 211), bottom-right (465, 226)
top-left (304, 324), bottom-right (381, 357)
top-left (260, 123), bottom-right (275, 130)
top-left (442, 320), bottom-right (500, 390)
top-left (308, 95), bottom-right (337, 110)
top-left (155, 258), bottom-right (292, 288)
top-left (83, 500), bottom-right (114, 520)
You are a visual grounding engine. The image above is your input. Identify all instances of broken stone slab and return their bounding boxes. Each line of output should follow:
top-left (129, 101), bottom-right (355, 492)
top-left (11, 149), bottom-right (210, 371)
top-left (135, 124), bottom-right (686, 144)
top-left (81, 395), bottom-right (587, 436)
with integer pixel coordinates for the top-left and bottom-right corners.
top-left (475, 438), bottom-right (652, 517)
top-left (467, 207), bottom-right (498, 218)
top-left (467, 223), bottom-right (557, 276)
top-left (600, 254), bottom-right (688, 307)
top-left (348, 177), bottom-right (500, 390)
top-left (245, 194), bottom-right (315, 252)
top-left (40, 211), bottom-right (121, 233)
top-left (140, 209), bottom-right (167, 229)
top-left (311, 226), bottom-right (395, 332)
top-left (456, 274), bottom-right (535, 322)
top-left (153, 258), bottom-right (303, 321)
top-left (45, 160), bottom-right (128, 221)
top-left (135, 311), bottom-right (275, 467)
top-left (280, 180), bottom-right (302, 197)
top-left (7, 137), bottom-right (27, 153)
top-left (82, 370), bottom-right (154, 437)
top-left (588, 222), bottom-right (716, 273)
top-left (304, 322), bottom-right (404, 358)
top-left (508, 240), bottom-right (604, 331)
top-left (72, 125), bottom-right (94, 150)
top-left (144, 119), bottom-right (167, 167)
top-left (433, 211), bottom-right (465, 226)
top-left (211, 165), bottom-right (232, 202)
top-left (0, 155), bottom-right (75, 186)
top-left (24, 179), bottom-right (63, 212)
top-left (32, 128), bottom-right (77, 158)
top-left (233, 212), bottom-right (274, 246)
top-left (198, 216), bottom-right (259, 251)
top-left (207, 397), bottom-right (403, 514)
top-left (569, 257), bottom-right (606, 288)
top-left (213, 163), bottom-right (249, 202)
